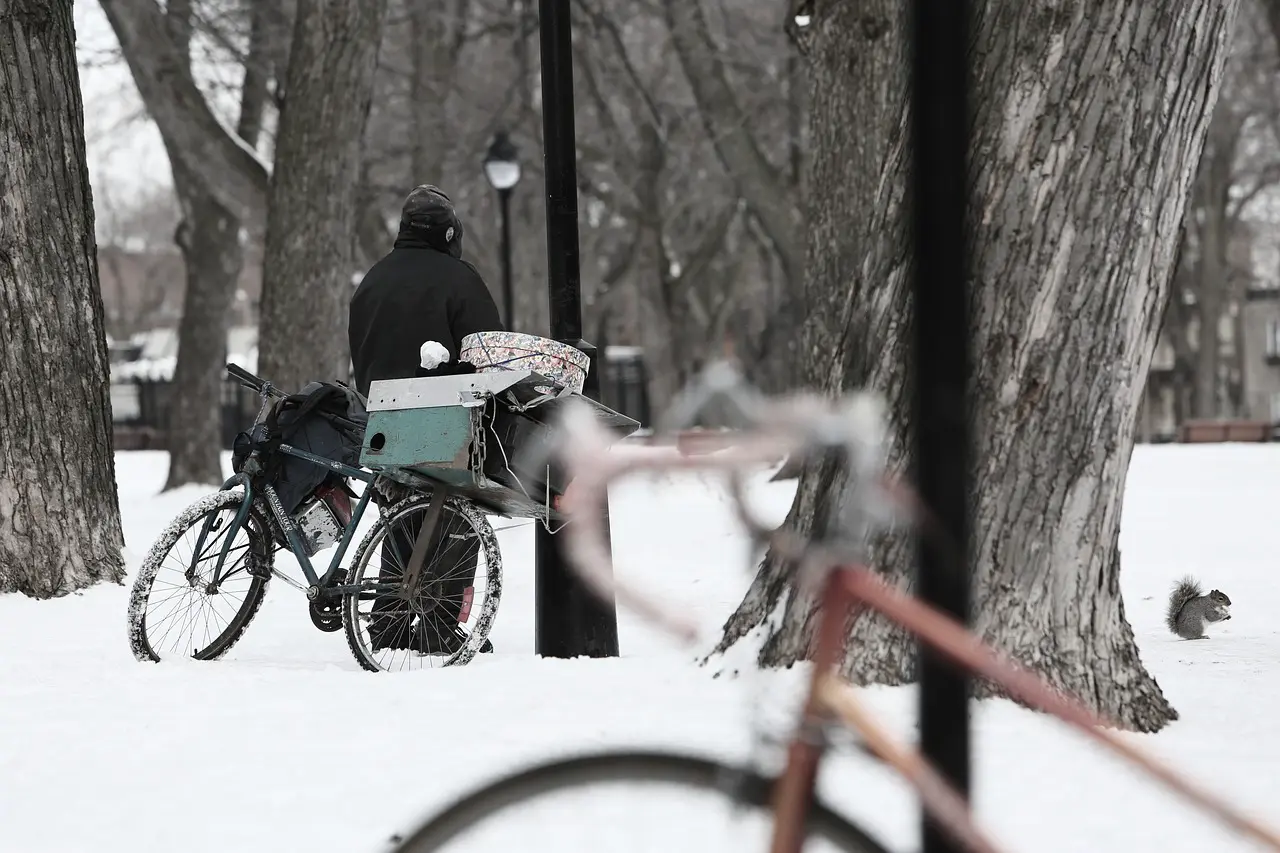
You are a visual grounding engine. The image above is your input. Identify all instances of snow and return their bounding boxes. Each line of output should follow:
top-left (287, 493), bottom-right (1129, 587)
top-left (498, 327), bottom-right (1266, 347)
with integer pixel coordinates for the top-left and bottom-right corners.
top-left (2, 445), bottom-right (1279, 852)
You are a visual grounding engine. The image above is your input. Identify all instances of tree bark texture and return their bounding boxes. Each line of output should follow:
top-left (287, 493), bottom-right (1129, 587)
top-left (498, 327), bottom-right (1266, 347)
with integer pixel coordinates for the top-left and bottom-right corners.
top-left (257, 0), bottom-right (388, 393)
top-left (162, 0), bottom-right (267, 491)
top-left (716, 0), bottom-right (1240, 733)
top-left (0, 1), bottom-right (125, 596)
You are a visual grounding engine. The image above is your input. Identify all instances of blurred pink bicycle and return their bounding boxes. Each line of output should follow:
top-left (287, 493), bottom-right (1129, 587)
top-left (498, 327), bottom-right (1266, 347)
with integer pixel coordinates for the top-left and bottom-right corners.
top-left (385, 362), bottom-right (1280, 853)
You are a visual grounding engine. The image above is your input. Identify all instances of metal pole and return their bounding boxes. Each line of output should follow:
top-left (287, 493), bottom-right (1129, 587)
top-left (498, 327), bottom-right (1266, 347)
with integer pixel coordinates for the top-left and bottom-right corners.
top-left (909, 2), bottom-right (972, 852)
top-left (533, 0), bottom-right (620, 659)
top-left (499, 188), bottom-right (514, 330)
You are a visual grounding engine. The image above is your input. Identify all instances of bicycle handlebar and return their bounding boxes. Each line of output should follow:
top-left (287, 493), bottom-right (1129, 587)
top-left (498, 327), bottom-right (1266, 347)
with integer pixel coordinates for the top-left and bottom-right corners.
top-left (225, 363), bottom-right (284, 398)
top-left (548, 361), bottom-right (909, 644)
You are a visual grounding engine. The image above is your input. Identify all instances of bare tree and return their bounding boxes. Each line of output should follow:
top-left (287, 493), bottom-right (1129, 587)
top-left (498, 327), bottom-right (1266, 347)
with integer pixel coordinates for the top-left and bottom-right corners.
top-left (100, 0), bottom-right (280, 487)
top-left (99, 0), bottom-right (270, 229)
top-left (257, 0), bottom-right (388, 391)
top-left (660, 0), bottom-right (802, 287)
top-left (163, 0), bottom-right (277, 489)
top-left (0, 0), bottom-right (125, 596)
top-left (1166, 2), bottom-right (1280, 420)
top-left (717, 1), bottom-right (1241, 733)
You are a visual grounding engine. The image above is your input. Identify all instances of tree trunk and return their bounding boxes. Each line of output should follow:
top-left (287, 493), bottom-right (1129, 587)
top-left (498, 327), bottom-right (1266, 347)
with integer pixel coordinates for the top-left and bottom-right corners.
top-left (163, 161), bottom-right (243, 490)
top-left (1192, 107), bottom-right (1236, 419)
top-left (716, 0), bottom-right (1240, 733)
top-left (408, 0), bottom-right (467, 184)
top-left (0, 1), bottom-right (125, 596)
top-left (257, 0), bottom-right (388, 392)
top-left (162, 0), bottom-right (266, 491)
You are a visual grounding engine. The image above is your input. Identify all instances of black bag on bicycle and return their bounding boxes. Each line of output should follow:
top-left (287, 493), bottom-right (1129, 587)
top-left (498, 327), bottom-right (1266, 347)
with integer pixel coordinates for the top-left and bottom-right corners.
top-left (232, 380), bottom-right (368, 517)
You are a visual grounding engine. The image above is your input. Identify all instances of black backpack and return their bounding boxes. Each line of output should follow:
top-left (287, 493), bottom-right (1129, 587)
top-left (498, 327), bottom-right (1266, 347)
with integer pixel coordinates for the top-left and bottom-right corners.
top-left (232, 381), bottom-right (368, 517)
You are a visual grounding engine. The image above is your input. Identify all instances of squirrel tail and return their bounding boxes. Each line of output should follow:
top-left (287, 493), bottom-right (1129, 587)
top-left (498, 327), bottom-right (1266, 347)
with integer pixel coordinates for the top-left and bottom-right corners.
top-left (1166, 575), bottom-right (1204, 635)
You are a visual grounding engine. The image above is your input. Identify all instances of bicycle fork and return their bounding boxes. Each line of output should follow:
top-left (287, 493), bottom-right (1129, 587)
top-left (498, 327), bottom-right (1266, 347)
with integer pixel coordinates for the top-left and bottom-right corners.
top-left (189, 475), bottom-right (255, 593)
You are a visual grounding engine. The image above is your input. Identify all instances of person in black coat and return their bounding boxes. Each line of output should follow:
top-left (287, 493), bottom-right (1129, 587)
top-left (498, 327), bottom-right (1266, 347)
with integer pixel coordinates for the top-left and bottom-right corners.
top-left (349, 183), bottom-right (503, 397)
top-left (349, 184), bottom-right (502, 656)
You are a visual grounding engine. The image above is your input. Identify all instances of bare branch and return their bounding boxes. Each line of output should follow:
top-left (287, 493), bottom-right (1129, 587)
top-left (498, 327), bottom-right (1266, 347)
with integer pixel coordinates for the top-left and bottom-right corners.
top-left (99, 0), bottom-right (269, 229)
top-left (660, 0), bottom-right (802, 284)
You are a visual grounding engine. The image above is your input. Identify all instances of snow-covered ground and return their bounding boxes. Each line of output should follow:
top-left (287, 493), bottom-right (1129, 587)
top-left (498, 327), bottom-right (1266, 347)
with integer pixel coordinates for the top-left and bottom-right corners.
top-left (2, 445), bottom-right (1279, 852)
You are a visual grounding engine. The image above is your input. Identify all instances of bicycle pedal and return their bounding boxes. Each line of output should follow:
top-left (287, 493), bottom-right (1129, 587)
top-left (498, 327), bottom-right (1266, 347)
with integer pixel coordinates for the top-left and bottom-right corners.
top-left (308, 572), bottom-right (346, 633)
top-left (308, 599), bottom-right (343, 632)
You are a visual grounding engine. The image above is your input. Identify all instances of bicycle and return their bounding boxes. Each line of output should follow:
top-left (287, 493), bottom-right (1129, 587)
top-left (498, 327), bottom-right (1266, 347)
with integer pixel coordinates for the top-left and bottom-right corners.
top-left (125, 363), bottom-right (504, 672)
top-left (384, 361), bottom-right (1280, 852)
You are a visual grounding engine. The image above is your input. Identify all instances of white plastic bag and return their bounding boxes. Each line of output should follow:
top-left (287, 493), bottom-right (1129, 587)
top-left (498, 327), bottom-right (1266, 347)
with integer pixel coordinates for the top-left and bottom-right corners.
top-left (419, 340), bottom-right (451, 370)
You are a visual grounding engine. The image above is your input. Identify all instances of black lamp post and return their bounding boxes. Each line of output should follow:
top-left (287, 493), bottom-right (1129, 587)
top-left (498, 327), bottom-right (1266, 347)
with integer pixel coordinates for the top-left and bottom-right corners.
top-left (483, 130), bottom-right (521, 330)
top-left (909, 2), bottom-right (972, 852)
top-left (533, 0), bottom-right (620, 659)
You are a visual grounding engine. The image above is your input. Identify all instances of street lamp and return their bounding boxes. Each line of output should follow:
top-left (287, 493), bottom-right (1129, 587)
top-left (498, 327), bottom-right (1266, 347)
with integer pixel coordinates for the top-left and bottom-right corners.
top-left (483, 130), bottom-right (521, 329)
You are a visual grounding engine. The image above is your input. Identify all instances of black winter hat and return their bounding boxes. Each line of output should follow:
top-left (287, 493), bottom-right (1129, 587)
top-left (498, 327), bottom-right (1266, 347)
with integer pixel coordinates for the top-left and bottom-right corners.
top-left (400, 184), bottom-right (465, 259)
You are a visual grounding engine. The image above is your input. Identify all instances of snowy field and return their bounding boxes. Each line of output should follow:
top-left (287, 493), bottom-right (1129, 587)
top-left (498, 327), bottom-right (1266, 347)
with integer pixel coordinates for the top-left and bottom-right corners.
top-left (2, 445), bottom-right (1279, 852)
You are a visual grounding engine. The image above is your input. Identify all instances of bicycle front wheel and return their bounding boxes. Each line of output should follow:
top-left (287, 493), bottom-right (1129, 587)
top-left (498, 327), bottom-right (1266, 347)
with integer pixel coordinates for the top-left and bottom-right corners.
top-left (127, 489), bottom-right (273, 662)
top-left (386, 750), bottom-right (893, 853)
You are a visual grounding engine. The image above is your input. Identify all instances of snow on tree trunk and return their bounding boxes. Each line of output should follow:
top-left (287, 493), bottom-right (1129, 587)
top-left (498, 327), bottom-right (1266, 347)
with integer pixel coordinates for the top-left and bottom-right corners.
top-left (0, 1), bottom-right (125, 596)
top-left (258, 0), bottom-right (388, 393)
top-left (715, 0), bottom-right (1240, 733)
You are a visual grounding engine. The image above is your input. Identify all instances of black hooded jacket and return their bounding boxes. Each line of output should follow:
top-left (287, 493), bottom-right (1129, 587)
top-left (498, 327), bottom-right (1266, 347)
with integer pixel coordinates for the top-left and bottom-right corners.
top-left (348, 226), bottom-right (503, 398)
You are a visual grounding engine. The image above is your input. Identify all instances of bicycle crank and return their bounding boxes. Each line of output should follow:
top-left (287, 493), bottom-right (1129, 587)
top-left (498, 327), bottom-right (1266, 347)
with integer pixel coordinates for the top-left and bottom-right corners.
top-left (308, 571), bottom-right (346, 633)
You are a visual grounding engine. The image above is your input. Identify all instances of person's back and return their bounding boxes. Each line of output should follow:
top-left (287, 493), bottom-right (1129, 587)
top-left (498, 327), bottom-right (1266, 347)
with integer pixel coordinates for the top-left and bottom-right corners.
top-left (349, 184), bottom-right (503, 398)
top-left (347, 184), bottom-right (501, 657)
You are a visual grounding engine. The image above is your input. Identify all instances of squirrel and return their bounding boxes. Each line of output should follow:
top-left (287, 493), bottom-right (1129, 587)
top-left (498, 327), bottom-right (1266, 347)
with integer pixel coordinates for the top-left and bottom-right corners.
top-left (1165, 576), bottom-right (1232, 640)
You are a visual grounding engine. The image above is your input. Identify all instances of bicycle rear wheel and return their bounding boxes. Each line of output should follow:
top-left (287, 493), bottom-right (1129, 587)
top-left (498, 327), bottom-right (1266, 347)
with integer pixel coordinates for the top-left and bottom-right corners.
top-left (342, 492), bottom-right (502, 672)
top-left (386, 750), bottom-right (892, 853)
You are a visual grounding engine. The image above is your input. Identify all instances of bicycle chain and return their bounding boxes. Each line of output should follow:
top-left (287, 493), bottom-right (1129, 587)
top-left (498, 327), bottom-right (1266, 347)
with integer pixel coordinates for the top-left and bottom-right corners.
top-left (469, 396), bottom-right (490, 483)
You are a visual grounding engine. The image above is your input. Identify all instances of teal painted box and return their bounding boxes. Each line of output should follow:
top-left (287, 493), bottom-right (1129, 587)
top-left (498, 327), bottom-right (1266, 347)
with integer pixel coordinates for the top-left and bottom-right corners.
top-left (362, 405), bottom-right (473, 469)
top-left (358, 372), bottom-right (546, 485)
top-left (359, 371), bottom-right (641, 519)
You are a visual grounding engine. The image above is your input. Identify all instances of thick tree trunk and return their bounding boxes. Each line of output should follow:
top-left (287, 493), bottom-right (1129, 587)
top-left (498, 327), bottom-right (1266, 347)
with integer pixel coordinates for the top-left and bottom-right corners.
top-left (716, 0), bottom-right (1240, 733)
top-left (0, 1), bottom-right (125, 596)
top-left (257, 0), bottom-right (388, 392)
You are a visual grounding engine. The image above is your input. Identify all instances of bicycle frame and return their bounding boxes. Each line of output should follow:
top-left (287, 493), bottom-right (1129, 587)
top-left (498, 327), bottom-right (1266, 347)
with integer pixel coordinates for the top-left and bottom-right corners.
top-left (771, 560), bottom-right (1280, 853)
top-left (190, 442), bottom-right (377, 597)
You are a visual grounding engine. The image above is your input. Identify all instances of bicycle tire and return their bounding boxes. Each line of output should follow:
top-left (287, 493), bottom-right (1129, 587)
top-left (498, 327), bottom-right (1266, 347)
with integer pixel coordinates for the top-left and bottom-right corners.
top-left (127, 489), bottom-right (273, 662)
top-left (386, 750), bottom-right (893, 853)
top-left (342, 492), bottom-right (502, 672)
